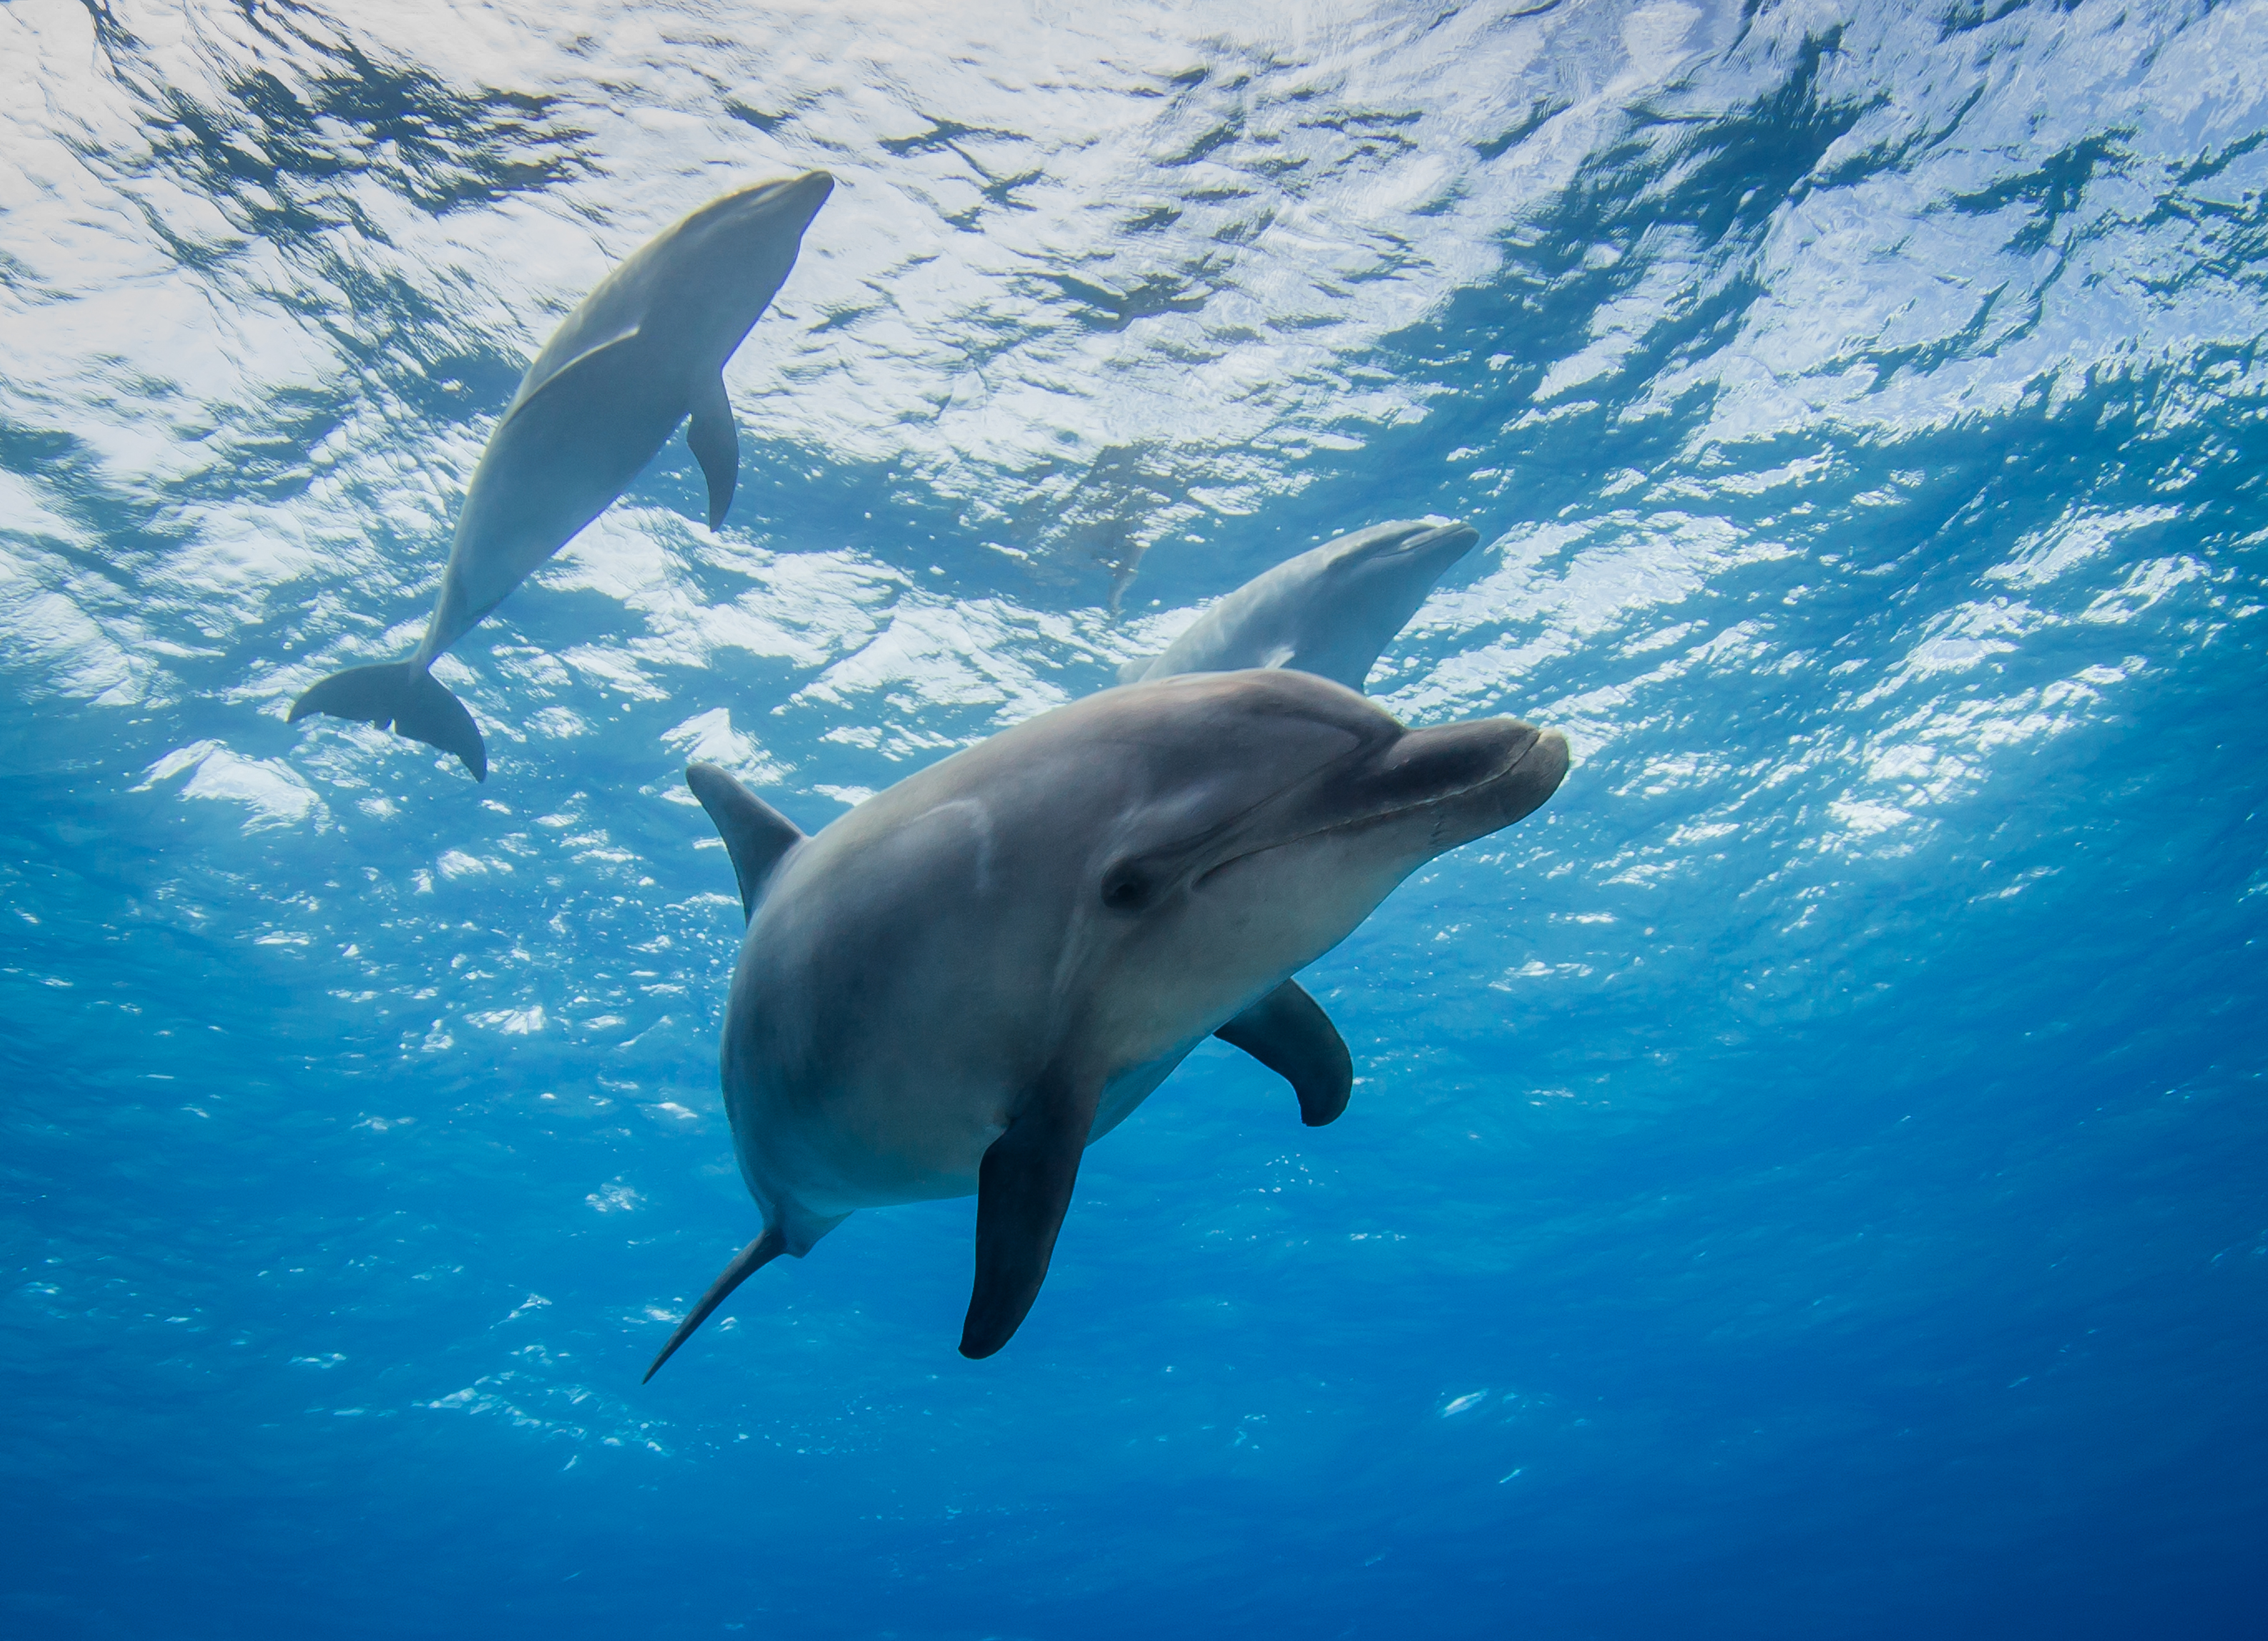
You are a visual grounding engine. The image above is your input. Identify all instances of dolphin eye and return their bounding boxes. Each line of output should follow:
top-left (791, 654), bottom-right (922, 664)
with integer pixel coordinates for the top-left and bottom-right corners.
top-left (1100, 864), bottom-right (1153, 912)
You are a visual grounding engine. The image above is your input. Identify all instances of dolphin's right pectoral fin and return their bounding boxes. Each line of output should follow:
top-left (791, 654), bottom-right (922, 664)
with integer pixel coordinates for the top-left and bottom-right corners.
top-left (962, 1076), bottom-right (1100, 1359)
top-left (1215, 979), bottom-right (1353, 1126)
top-left (686, 762), bottom-right (806, 920)
top-left (687, 372), bottom-right (738, 529)
top-left (643, 1226), bottom-right (786, 1383)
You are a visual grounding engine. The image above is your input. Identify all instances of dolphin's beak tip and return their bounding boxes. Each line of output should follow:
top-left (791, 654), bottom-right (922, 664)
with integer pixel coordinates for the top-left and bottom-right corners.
top-left (1394, 518), bottom-right (1478, 553)
top-left (1533, 726), bottom-right (1573, 785)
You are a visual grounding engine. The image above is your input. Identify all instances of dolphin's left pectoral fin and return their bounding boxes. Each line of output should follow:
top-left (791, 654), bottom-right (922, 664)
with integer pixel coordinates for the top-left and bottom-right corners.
top-left (1215, 979), bottom-right (1353, 1126)
top-left (688, 372), bottom-right (738, 530)
top-left (961, 1076), bottom-right (1100, 1359)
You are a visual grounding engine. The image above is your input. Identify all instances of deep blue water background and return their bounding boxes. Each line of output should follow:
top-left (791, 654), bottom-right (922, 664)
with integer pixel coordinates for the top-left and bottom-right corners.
top-left (3, 1), bottom-right (2265, 1636)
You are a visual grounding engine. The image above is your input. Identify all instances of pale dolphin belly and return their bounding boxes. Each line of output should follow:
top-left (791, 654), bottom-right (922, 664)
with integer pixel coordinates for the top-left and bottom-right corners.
top-left (415, 355), bottom-right (686, 660)
top-left (730, 1043), bottom-right (1202, 1221)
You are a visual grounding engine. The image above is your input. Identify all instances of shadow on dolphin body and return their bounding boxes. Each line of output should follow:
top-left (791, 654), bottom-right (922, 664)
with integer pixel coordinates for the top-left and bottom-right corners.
top-left (289, 170), bottom-right (835, 780)
top-left (1119, 518), bottom-right (1482, 692)
top-left (644, 668), bottom-right (1568, 1379)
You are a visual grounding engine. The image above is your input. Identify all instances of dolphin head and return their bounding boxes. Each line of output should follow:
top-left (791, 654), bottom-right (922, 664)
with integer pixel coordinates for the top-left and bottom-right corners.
top-left (1156, 518), bottom-right (1480, 690)
top-left (1006, 668), bottom-right (1567, 1054)
top-left (1292, 519), bottom-right (1482, 683)
top-left (701, 170), bottom-right (837, 240)
top-left (1312, 518), bottom-right (1483, 593)
top-left (656, 170), bottom-right (836, 347)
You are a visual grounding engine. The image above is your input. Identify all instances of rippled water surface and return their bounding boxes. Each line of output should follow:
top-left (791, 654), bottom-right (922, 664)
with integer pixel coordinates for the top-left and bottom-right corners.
top-left (4, 1), bottom-right (2265, 1636)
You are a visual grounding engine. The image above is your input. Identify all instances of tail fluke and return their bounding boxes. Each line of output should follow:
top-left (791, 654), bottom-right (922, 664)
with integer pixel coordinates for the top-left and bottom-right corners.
top-left (289, 661), bottom-right (487, 781)
top-left (643, 1227), bottom-right (786, 1383)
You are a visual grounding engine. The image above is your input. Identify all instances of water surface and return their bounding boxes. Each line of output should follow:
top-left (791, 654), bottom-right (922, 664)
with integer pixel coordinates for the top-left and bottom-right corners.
top-left (2, 1), bottom-right (2264, 1636)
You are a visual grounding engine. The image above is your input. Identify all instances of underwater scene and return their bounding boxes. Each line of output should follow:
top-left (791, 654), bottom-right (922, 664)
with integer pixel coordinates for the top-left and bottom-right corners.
top-left (3, 0), bottom-right (2264, 1636)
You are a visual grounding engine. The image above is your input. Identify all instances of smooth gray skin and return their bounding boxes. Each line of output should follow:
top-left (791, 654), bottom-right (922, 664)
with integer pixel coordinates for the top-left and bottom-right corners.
top-left (418, 169), bottom-right (836, 661)
top-left (644, 668), bottom-right (1568, 1377)
top-left (1119, 519), bottom-right (1482, 692)
top-left (290, 171), bottom-right (834, 779)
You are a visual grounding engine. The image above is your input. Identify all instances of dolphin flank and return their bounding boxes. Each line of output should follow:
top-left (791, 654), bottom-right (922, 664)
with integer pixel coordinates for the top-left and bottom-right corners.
top-left (643, 668), bottom-right (1569, 1379)
top-left (289, 170), bottom-right (835, 780)
top-left (1120, 518), bottom-right (1482, 692)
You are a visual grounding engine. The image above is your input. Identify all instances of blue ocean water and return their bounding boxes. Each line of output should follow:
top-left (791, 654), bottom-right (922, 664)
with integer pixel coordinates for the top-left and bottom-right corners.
top-left (3, 0), bottom-right (2265, 1635)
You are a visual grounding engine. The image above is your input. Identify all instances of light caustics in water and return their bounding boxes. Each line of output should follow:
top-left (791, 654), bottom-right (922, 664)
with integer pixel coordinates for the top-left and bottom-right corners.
top-left (1, 0), bottom-right (2264, 1637)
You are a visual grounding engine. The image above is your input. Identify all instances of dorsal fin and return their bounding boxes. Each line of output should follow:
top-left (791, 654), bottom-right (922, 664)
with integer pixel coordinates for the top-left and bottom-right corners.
top-left (686, 762), bottom-right (806, 920)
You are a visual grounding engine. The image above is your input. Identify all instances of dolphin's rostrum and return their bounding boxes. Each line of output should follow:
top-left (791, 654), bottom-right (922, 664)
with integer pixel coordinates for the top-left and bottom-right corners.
top-left (290, 171), bottom-right (835, 780)
top-left (1120, 518), bottom-right (1482, 692)
top-left (645, 668), bottom-right (1568, 1379)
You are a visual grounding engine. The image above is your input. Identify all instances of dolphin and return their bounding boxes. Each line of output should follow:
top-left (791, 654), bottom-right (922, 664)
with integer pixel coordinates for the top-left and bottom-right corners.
top-left (289, 170), bottom-right (835, 780)
top-left (643, 667), bottom-right (1568, 1377)
top-left (1118, 518), bottom-right (1482, 692)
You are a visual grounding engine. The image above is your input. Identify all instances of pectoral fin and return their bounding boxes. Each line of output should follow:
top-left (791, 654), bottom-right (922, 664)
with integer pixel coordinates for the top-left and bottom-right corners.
top-left (1215, 979), bottom-right (1353, 1126)
top-left (688, 372), bottom-right (738, 529)
top-left (962, 1075), bottom-right (1100, 1359)
top-left (687, 762), bottom-right (805, 920)
top-left (495, 324), bottom-right (644, 435)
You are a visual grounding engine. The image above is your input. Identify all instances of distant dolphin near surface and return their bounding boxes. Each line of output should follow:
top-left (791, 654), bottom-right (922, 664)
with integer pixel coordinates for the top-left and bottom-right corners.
top-left (643, 668), bottom-right (1569, 1378)
top-left (290, 170), bottom-right (836, 780)
top-left (1118, 518), bottom-right (1482, 692)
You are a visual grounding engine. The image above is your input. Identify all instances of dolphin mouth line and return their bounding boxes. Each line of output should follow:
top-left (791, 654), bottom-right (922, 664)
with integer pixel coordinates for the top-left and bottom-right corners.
top-left (1191, 728), bottom-right (1550, 891)
top-left (1357, 522), bottom-right (1476, 563)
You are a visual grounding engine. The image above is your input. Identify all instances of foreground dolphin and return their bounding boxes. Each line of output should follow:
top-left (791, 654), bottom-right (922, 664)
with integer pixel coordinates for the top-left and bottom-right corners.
top-left (644, 668), bottom-right (1568, 1377)
top-left (1119, 518), bottom-right (1482, 691)
top-left (289, 170), bottom-right (835, 780)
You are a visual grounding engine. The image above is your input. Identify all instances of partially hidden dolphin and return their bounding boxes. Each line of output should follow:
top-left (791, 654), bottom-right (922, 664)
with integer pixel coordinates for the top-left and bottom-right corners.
top-left (644, 667), bottom-right (1568, 1378)
top-left (1118, 518), bottom-right (1482, 692)
top-left (289, 170), bottom-right (835, 780)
